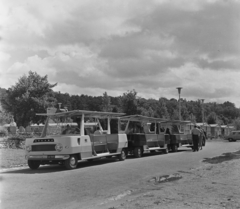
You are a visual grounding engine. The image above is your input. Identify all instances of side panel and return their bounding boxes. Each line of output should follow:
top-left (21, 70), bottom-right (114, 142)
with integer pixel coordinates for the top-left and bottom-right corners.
top-left (25, 135), bottom-right (93, 159)
top-left (106, 134), bottom-right (119, 152)
top-left (116, 134), bottom-right (128, 152)
top-left (157, 133), bottom-right (166, 147)
top-left (127, 134), bottom-right (146, 148)
top-left (145, 134), bottom-right (158, 147)
top-left (179, 134), bottom-right (189, 145)
top-left (90, 135), bottom-right (108, 153)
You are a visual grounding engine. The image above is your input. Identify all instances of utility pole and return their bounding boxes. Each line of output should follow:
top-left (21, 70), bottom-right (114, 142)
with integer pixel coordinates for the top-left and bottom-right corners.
top-left (176, 87), bottom-right (182, 121)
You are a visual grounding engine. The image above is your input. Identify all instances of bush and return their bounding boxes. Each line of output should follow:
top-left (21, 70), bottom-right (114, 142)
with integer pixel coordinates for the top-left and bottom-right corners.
top-left (8, 134), bottom-right (26, 141)
top-left (7, 134), bottom-right (26, 149)
top-left (0, 126), bottom-right (8, 137)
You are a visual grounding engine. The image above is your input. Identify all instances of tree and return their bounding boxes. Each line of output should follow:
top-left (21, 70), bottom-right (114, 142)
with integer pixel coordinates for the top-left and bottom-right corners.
top-left (156, 98), bottom-right (169, 119)
top-left (206, 112), bottom-right (218, 124)
top-left (119, 89), bottom-right (140, 115)
top-left (101, 92), bottom-right (112, 112)
top-left (233, 118), bottom-right (240, 130)
top-left (1, 71), bottom-right (57, 127)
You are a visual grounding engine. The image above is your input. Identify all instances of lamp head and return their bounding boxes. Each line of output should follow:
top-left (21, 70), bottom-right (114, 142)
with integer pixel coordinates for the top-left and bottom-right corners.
top-left (176, 87), bottom-right (182, 95)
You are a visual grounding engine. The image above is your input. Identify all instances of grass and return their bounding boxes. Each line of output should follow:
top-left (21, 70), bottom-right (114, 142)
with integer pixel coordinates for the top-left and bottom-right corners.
top-left (0, 148), bottom-right (27, 169)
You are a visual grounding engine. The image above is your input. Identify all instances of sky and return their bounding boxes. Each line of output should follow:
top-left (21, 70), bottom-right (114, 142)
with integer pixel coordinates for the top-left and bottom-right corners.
top-left (0, 0), bottom-right (240, 107)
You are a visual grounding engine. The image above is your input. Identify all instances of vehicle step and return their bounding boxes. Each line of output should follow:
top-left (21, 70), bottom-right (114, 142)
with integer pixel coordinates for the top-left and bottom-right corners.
top-left (96, 152), bottom-right (110, 156)
top-left (148, 147), bottom-right (161, 150)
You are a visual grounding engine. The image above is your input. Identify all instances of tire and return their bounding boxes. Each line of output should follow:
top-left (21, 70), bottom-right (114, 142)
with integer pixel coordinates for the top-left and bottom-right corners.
top-left (28, 160), bottom-right (40, 170)
top-left (134, 147), bottom-right (143, 158)
top-left (118, 149), bottom-right (127, 161)
top-left (64, 155), bottom-right (78, 170)
top-left (171, 144), bottom-right (178, 152)
top-left (228, 138), bottom-right (233, 142)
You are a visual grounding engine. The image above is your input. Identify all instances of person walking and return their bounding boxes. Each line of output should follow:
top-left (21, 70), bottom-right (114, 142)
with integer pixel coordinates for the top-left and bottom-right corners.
top-left (198, 127), bottom-right (203, 150)
top-left (191, 125), bottom-right (200, 152)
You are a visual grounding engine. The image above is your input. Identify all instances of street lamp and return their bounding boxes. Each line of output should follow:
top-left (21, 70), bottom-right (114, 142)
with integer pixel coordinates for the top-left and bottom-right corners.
top-left (176, 87), bottom-right (182, 121)
top-left (201, 99), bottom-right (204, 124)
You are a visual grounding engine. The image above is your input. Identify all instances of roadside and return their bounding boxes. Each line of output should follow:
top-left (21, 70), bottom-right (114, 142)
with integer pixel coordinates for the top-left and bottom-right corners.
top-left (101, 149), bottom-right (240, 209)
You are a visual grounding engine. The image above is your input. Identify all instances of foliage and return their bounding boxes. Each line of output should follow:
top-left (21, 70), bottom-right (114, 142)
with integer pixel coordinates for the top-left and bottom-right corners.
top-left (119, 89), bottom-right (140, 115)
top-left (0, 111), bottom-right (12, 125)
top-left (101, 92), bottom-right (112, 112)
top-left (1, 71), bottom-right (240, 127)
top-left (233, 118), bottom-right (240, 130)
top-left (1, 71), bottom-right (57, 127)
top-left (0, 126), bottom-right (8, 137)
top-left (206, 112), bottom-right (218, 124)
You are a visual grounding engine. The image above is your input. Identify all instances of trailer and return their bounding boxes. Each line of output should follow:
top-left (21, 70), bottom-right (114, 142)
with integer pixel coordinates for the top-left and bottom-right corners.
top-left (158, 120), bottom-right (192, 152)
top-left (119, 115), bottom-right (169, 158)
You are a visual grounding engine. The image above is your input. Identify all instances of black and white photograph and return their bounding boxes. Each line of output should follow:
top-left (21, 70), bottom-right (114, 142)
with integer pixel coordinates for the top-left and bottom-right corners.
top-left (0, 0), bottom-right (240, 208)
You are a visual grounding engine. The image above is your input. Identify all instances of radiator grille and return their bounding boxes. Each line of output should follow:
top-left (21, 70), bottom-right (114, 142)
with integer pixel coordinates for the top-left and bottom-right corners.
top-left (32, 144), bottom-right (56, 151)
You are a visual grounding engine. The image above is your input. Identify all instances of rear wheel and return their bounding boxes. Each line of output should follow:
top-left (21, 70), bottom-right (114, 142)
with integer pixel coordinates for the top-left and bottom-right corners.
top-left (64, 155), bottom-right (78, 170)
top-left (28, 160), bottom-right (40, 170)
top-left (228, 138), bottom-right (233, 142)
top-left (118, 149), bottom-right (127, 161)
top-left (134, 147), bottom-right (143, 158)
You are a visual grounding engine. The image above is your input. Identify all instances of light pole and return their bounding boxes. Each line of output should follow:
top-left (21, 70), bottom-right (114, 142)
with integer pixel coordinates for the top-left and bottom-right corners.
top-left (201, 99), bottom-right (204, 124)
top-left (176, 87), bottom-right (182, 121)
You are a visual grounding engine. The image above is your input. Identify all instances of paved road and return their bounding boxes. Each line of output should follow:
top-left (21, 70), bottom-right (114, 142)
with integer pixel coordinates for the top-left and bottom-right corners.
top-left (1, 140), bottom-right (240, 209)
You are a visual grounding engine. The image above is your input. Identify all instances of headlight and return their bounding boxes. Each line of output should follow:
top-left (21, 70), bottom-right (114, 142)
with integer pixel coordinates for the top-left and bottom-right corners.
top-left (55, 143), bottom-right (63, 152)
top-left (26, 145), bottom-right (31, 152)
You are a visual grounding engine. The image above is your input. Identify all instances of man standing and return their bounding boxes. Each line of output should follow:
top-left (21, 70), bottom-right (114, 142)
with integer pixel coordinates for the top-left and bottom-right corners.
top-left (191, 125), bottom-right (200, 152)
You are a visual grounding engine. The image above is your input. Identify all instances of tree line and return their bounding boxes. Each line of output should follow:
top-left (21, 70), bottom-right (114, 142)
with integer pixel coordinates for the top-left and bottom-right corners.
top-left (1, 71), bottom-right (240, 129)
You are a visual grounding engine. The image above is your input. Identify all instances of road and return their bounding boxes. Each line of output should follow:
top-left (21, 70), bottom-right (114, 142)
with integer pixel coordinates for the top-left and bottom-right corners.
top-left (1, 140), bottom-right (240, 209)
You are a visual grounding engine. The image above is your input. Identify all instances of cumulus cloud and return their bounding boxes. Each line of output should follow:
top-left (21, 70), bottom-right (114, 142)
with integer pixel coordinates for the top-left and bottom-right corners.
top-left (0, 0), bottom-right (240, 107)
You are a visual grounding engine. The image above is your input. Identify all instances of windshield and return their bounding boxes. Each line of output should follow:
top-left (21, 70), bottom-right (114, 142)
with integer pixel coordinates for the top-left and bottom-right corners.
top-left (40, 115), bottom-right (100, 137)
top-left (42, 116), bottom-right (79, 136)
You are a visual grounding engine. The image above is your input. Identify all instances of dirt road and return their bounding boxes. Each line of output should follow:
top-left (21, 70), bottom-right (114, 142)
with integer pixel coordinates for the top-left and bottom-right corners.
top-left (1, 140), bottom-right (240, 209)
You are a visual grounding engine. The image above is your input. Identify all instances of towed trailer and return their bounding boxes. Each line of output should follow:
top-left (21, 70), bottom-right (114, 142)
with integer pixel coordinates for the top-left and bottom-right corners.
top-left (158, 120), bottom-right (192, 152)
top-left (119, 115), bottom-right (169, 158)
top-left (25, 110), bottom-right (128, 170)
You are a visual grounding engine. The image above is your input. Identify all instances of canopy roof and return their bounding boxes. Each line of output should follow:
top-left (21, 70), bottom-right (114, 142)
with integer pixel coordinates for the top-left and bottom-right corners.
top-left (159, 120), bottom-right (191, 125)
top-left (36, 110), bottom-right (125, 119)
top-left (119, 115), bottom-right (166, 123)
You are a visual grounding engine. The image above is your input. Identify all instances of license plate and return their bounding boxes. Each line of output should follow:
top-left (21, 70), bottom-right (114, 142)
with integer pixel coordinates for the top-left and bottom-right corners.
top-left (47, 155), bottom-right (55, 159)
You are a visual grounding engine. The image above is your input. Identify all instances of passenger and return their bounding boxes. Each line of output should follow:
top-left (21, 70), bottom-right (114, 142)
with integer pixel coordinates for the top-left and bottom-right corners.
top-left (94, 127), bottom-right (103, 135)
top-left (198, 127), bottom-right (203, 150)
top-left (201, 128), bottom-right (206, 147)
top-left (165, 128), bottom-right (171, 135)
top-left (191, 125), bottom-right (200, 152)
top-left (62, 124), bottom-right (71, 134)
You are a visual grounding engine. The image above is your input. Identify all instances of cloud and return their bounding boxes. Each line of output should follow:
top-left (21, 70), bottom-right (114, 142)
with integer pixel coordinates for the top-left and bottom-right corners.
top-left (0, 0), bottom-right (240, 107)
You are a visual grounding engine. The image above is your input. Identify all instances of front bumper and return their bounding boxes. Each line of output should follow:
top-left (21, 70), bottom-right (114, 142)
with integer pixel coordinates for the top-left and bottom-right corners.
top-left (26, 155), bottom-right (70, 160)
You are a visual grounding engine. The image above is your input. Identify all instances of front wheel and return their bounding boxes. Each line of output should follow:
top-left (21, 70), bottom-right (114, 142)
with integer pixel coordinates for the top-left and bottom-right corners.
top-left (118, 149), bottom-right (127, 161)
top-left (134, 147), bottom-right (143, 158)
top-left (64, 155), bottom-right (78, 170)
top-left (228, 138), bottom-right (233, 142)
top-left (28, 160), bottom-right (40, 170)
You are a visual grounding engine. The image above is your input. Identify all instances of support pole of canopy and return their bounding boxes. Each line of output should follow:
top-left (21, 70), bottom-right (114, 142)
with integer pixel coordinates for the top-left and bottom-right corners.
top-left (155, 121), bottom-right (157, 134)
top-left (80, 114), bottom-right (84, 136)
top-left (107, 117), bottom-right (111, 134)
